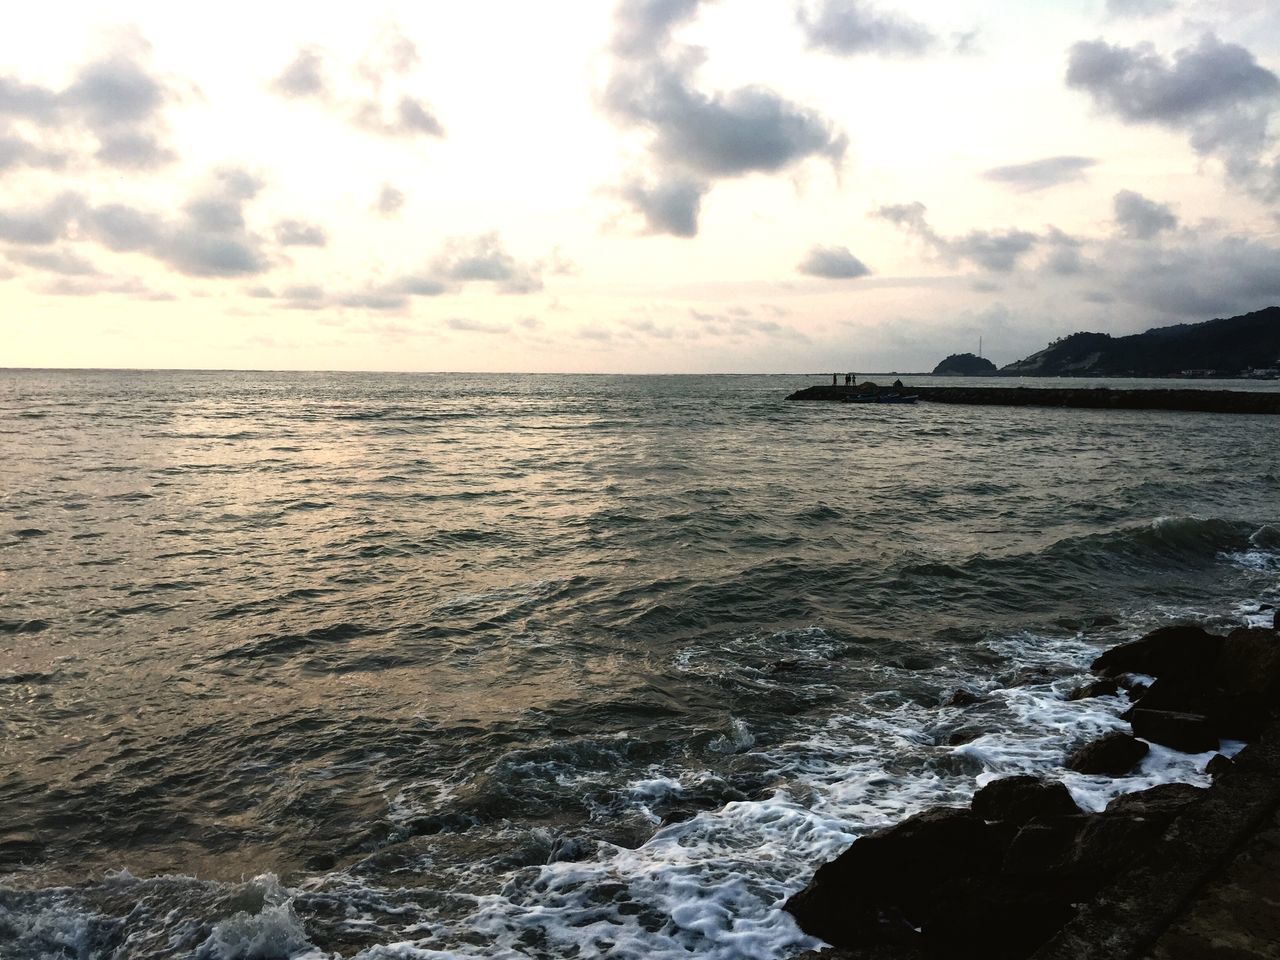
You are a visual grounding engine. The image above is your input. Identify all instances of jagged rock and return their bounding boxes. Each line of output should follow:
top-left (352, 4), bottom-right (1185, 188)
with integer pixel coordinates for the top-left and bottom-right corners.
top-left (972, 776), bottom-right (1080, 824)
top-left (1103, 783), bottom-right (1205, 823)
top-left (1002, 816), bottom-right (1090, 877)
top-left (1067, 678), bottom-right (1119, 701)
top-left (1066, 732), bottom-right (1149, 775)
top-left (1130, 709), bottom-right (1219, 754)
top-left (1055, 815), bottom-right (1166, 897)
top-left (1091, 624), bottom-right (1224, 679)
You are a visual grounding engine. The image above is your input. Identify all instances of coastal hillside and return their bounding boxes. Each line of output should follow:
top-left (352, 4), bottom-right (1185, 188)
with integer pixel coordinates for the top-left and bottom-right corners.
top-left (1000, 306), bottom-right (1280, 377)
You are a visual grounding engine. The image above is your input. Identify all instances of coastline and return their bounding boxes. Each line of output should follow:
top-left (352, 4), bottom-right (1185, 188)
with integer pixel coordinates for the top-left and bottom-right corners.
top-left (782, 613), bottom-right (1280, 960)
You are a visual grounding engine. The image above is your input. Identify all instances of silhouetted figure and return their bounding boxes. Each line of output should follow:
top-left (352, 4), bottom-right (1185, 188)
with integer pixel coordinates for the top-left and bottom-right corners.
top-left (832, 373), bottom-right (837, 386)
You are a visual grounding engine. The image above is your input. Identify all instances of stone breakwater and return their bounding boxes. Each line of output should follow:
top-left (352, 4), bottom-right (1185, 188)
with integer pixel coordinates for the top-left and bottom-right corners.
top-left (786, 384), bottom-right (1280, 414)
top-left (783, 612), bottom-right (1280, 960)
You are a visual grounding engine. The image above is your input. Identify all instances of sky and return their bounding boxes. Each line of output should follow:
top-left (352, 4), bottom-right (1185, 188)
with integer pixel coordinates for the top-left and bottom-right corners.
top-left (2, 0), bottom-right (1279, 373)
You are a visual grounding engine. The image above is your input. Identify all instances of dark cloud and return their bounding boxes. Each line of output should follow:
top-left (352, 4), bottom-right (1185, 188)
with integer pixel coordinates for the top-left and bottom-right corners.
top-left (0, 129), bottom-right (67, 171)
top-left (445, 317), bottom-right (510, 334)
top-left (5, 246), bottom-right (99, 276)
top-left (797, 244), bottom-right (871, 278)
top-left (1067, 34), bottom-right (1277, 124)
top-left (275, 219), bottom-right (328, 247)
top-left (337, 290), bottom-right (409, 311)
top-left (951, 230), bottom-right (1039, 272)
top-left (1043, 228), bottom-right (1086, 275)
top-left (874, 201), bottom-right (1041, 272)
top-left (611, 0), bottom-right (704, 57)
top-left (430, 232), bottom-right (543, 293)
top-left (40, 275), bottom-right (171, 299)
top-left (1110, 233), bottom-right (1280, 317)
top-left (619, 175), bottom-right (707, 237)
top-left (0, 41), bottom-right (180, 171)
top-left (20, 169), bottom-right (272, 278)
top-left (1113, 189), bottom-right (1177, 238)
top-left (273, 33), bottom-right (444, 141)
top-left (982, 155), bottom-right (1098, 191)
top-left (390, 274), bottom-right (448, 297)
top-left (1066, 34), bottom-right (1280, 198)
top-left (1105, 0), bottom-right (1175, 17)
top-left (0, 194), bottom-right (82, 245)
top-left (796, 0), bottom-right (936, 57)
top-left (690, 307), bottom-right (808, 341)
top-left (374, 183), bottom-right (406, 216)
top-left (605, 0), bottom-right (845, 236)
top-left (271, 48), bottom-right (330, 100)
top-left (605, 59), bottom-right (845, 178)
top-left (351, 95), bottom-right (444, 138)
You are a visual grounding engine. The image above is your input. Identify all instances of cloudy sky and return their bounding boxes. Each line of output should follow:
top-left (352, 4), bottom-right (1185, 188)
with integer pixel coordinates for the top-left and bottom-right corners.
top-left (3, 0), bottom-right (1279, 372)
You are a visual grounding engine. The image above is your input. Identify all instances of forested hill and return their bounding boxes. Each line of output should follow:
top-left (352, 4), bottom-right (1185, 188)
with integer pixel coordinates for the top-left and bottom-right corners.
top-left (1000, 306), bottom-right (1280, 377)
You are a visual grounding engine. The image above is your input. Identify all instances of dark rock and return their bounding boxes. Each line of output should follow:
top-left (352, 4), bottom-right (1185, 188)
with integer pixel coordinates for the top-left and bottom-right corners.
top-left (1002, 816), bottom-right (1091, 877)
top-left (1067, 678), bottom-right (1119, 701)
top-left (946, 726), bottom-right (986, 746)
top-left (1129, 709), bottom-right (1219, 754)
top-left (1066, 732), bottom-right (1150, 776)
top-left (1121, 673), bottom-right (1205, 718)
top-left (1103, 783), bottom-right (1205, 823)
top-left (1056, 814), bottom-right (1166, 897)
top-left (1090, 624), bottom-right (1224, 679)
top-left (1216, 627), bottom-right (1280, 700)
top-left (972, 776), bottom-right (1080, 824)
top-left (784, 808), bottom-right (1009, 949)
top-left (946, 688), bottom-right (983, 707)
top-left (1123, 664), bottom-right (1270, 740)
top-left (1126, 682), bottom-right (1150, 700)
top-left (919, 878), bottom-right (1076, 960)
top-left (1205, 753), bottom-right (1235, 780)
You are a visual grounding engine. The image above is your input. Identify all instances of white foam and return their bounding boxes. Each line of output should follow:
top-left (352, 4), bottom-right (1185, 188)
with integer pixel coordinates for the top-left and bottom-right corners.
top-left (196, 874), bottom-right (318, 960)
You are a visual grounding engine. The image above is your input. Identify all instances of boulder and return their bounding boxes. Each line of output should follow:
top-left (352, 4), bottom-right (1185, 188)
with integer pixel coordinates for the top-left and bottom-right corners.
top-left (1206, 753), bottom-right (1235, 780)
top-left (1065, 731), bottom-right (1149, 776)
top-left (1067, 678), bottom-right (1119, 701)
top-left (1090, 624), bottom-right (1223, 678)
top-left (1129, 709), bottom-right (1219, 754)
top-left (971, 776), bottom-right (1080, 824)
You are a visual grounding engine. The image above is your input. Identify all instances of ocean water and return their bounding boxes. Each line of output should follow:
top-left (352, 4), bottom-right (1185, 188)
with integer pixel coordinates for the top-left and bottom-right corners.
top-left (1, 369), bottom-right (1278, 960)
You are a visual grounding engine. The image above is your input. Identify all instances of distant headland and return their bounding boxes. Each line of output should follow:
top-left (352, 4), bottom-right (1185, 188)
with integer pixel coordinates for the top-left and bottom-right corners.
top-left (933, 306), bottom-right (1280, 379)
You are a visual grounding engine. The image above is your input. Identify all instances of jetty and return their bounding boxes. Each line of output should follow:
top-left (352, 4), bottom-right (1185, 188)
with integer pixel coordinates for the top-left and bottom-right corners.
top-left (787, 383), bottom-right (1280, 415)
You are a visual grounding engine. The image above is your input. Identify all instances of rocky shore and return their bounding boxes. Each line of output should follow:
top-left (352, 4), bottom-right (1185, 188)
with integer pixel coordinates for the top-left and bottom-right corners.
top-left (786, 383), bottom-right (1280, 414)
top-left (784, 612), bottom-right (1280, 960)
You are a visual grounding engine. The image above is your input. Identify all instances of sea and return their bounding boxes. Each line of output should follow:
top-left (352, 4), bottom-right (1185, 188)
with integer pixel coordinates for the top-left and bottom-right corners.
top-left (2, 369), bottom-right (1278, 960)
